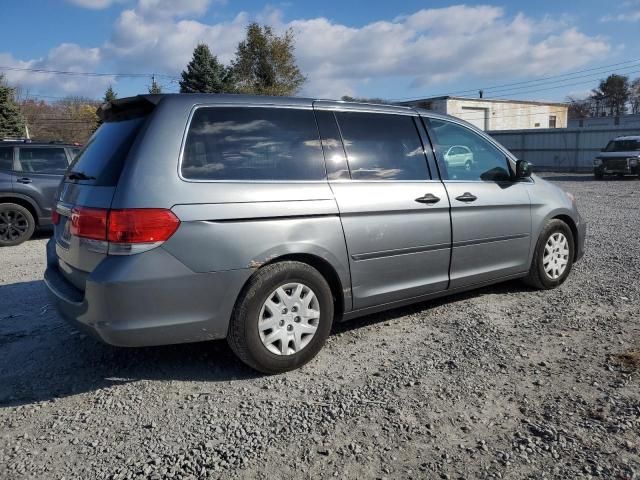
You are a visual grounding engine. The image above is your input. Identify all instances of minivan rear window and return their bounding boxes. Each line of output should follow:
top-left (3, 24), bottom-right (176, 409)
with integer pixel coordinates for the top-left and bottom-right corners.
top-left (67, 117), bottom-right (146, 186)
top-left (181, 107), bottom-right (325, 181)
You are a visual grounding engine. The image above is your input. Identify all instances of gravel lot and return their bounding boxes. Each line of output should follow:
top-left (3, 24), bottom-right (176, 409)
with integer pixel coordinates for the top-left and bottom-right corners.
top-left (0, 173), bottom-right (639, 480)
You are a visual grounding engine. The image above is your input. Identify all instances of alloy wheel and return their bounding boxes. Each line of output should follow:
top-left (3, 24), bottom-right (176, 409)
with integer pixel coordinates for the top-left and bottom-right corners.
top-left (0, 209), bottom-right (30, 243)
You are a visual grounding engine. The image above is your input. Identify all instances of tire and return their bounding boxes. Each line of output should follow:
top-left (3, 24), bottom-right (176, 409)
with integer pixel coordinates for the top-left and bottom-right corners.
top-left (465, 160), bottom-right (472, 171)
top-left (594, 170), bottom-right (604, 180)
top-left (0, 203), bottom-right (36, 247)
top-left (227, 261), bottom-right (334, 374)
top-left (524, 219), bottom-right (575, 290)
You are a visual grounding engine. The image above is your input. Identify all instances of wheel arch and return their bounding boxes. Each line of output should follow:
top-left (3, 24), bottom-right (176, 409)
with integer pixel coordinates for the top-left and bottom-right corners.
top-left (0, 195), bottom-right (40, 225)
top-left (241, 253), bottom-right (347, 321)
top-left (551, 214), bottom-right (579, 262)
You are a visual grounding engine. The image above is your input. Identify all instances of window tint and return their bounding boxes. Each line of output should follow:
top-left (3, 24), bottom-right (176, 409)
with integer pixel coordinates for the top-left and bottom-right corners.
top-left (69, 117), bottom-right (146, 186)
top-left (0, 147), bottom-right (13, 171)
top-left (429, 119), bottom-right (511, 181)
top-left (18, 147), bottom-right (68, 174)
top-left (182, 107), bottom-right (325, 181)
top-left (335, 112), bottom-right (429, 180)
top-left (315, 110), bottom-right (349, 180)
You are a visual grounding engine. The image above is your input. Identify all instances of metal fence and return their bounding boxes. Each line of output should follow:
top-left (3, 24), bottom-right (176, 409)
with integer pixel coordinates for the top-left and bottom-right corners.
top-left (488, 126), bottom-right (640, 172)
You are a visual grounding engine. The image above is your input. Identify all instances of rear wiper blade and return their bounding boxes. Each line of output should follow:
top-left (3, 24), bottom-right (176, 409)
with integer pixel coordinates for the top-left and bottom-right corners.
top-left (66, 171), bottom-right (96, 181)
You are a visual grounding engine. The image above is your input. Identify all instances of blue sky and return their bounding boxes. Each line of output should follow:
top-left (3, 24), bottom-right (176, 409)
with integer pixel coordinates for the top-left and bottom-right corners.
top-left (1, 0), bottom-right (639, 102)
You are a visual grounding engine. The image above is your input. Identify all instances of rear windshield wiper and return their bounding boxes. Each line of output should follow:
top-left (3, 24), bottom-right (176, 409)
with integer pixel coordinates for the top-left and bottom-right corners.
top-left (66, 171), bottom-right (96, 181)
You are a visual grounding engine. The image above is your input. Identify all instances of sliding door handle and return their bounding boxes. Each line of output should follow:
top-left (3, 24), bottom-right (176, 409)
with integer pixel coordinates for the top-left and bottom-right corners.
top-left (455, 192), bottom-right (477, 202)
top-left (415, 193), bottom-right (441, 204)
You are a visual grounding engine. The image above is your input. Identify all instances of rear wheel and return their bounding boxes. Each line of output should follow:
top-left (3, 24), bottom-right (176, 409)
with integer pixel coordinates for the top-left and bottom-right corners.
top-left (227, 261), bottom-right (334, 374)
top-left (465, 160), bottom-right (472, 171)
top-left (0, 203), bottom-right (35, 247)
top-left (524, 219), bottom-right (574, 290)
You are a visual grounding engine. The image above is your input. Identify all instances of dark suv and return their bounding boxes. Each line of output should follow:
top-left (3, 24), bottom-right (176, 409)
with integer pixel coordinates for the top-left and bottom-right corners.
top-left (0, 140), bottom-right (80, 246)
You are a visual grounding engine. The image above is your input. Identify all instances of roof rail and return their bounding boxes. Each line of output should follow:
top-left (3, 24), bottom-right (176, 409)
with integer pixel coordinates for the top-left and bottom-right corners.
top-left (1, 137), bottom-right (31, 143)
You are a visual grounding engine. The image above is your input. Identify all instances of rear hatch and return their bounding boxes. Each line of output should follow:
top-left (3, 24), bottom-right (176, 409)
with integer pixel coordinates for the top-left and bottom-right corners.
top-left (54, 96), bottom-right (158, 291)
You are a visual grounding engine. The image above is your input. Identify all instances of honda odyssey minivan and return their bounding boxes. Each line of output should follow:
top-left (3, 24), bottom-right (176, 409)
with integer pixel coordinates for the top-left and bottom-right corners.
top-left (44, 94), bottom-right (586, 373)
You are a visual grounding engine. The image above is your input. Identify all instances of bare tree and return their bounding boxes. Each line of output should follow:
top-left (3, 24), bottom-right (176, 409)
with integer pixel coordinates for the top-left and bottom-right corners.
top-left (566, 96), bottom-right (592, 119)
top-left (630, 78), bottom-right (640, 115)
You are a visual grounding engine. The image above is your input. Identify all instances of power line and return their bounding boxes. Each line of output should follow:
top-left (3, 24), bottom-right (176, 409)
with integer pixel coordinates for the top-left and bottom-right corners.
top-left (483, 68), bottom-right (640, 100)
top-left (0, 65), bottom-right (179, 80)
top-left (390, 57), bottom-right (640, 101)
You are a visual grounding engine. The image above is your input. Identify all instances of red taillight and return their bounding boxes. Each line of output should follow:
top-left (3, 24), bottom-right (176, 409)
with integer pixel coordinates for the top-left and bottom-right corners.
top-left (52, 209), bottom-right (60, 225)
top-left (69, 207), bottom-right (179, 246)
top-left (107, 209), bottom-right (180, 244)
top-left (70, 207), bottom-right (108, 240)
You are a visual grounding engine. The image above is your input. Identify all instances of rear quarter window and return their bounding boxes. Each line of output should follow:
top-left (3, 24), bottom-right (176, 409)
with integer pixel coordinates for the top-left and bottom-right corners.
top-left (181, 107), bottom-right (325, 181)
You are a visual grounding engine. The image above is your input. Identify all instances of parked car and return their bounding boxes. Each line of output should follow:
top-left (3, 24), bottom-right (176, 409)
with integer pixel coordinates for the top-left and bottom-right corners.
top-left (0, 141), bottom-right (80, 246)
top-left (44, 94), bottom-right (586, 374)
top-left (593, 135), bottom-right (640, 179)
top-left (443, 145), bottom-right (474, 170)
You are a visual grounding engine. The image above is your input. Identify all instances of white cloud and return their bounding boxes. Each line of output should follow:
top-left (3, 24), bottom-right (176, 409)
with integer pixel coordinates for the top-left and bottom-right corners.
top-left (0, 43), bottom-right (113, 98)
top-left (136, 0), bottom-right (218, 18)
top-left (66, 0), bottom-right (128, 9)
top-left (601, 0), bottom-right (640, 22)
top-left (2, 3), bottom-right (612, 99)
top-left (287, 8), bottom-right (610, 97)
top-left (103, 7), bottom-right (246, 72)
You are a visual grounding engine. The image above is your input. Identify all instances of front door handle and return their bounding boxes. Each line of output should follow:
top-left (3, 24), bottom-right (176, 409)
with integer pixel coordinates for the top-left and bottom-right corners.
top-left (17, 177), bottom-right (32, 184)
top-left (415, 193), bottom-right (441, 204)
top-left (455, 192), bottom-right (477, 202)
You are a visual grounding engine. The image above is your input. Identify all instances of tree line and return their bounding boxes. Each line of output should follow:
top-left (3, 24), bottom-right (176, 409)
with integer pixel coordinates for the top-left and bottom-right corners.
top-left (0, 23), bottom-right (305, 143)
top-left (568, 74), bottom-right (640, 119)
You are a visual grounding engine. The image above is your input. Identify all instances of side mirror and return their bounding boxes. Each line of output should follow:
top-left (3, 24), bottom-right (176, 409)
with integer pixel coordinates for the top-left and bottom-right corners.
top-left (515, 159), bottom-right (532, 179)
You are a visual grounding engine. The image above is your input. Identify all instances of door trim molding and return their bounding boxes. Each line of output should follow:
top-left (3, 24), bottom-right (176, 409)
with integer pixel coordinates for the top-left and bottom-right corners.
top-left (453, 233), bottom-right (529, 248)
top-left (351, 242), bottom-right (450, 261)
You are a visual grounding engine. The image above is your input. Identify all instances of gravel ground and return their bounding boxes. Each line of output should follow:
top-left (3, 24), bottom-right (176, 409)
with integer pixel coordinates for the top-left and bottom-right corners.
top-left (0, 173), bottom-right (639, 480)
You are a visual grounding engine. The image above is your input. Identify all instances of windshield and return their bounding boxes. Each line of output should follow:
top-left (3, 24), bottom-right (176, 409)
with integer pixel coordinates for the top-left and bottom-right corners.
top-left (67, 116), bottom-right (146, 186)
top-left (603, 139), bottom-right (640, 152)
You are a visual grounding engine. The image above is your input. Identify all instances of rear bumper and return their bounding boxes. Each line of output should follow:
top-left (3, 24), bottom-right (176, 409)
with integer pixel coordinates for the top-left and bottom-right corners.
top-left (44, 239), bottom-right (252, 347)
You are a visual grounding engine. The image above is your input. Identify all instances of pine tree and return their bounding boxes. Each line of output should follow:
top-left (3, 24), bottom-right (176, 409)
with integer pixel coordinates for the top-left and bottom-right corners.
top-left (148, 77), bottom-right (162, 94)
top-left (0, 75), bottom-right (26, 138)
top-left (232, 23), bottom-right (306, 96)
top-left (103, 85), bottom-right (117, 103)
top-left (179, 44), bottom-right (234, 94)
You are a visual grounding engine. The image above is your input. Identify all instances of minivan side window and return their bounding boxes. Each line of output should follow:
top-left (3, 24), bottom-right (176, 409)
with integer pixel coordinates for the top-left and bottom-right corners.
top-left (0, 147), bottom-right (13, 171)
top-left (182, 107), bottom-right (325, 181)
top-left (428, 119), bottom-right (511, 182)
top-left (334, 112), bottom-right (430, 181)
top-left (18, 147), bottom-right (68, 174)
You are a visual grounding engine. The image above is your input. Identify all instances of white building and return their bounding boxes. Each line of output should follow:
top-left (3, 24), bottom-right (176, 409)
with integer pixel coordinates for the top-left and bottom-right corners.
top-left (399, 96), bottom-right (568, 131)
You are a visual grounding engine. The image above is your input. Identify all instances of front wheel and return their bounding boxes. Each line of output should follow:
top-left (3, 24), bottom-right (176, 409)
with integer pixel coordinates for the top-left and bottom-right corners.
top-left (0, 203), bottom-right (36, 247)
top-left (227, 261), bottom-right (334, 374)
top-left (524, 219), bottom-right (575, 290)
top-left (594, 170), bottom-right (604, 180)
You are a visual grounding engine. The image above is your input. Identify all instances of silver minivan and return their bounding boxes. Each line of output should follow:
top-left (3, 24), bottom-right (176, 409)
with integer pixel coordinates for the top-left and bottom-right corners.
top-left (44, 94), bottom-right (586, 373)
